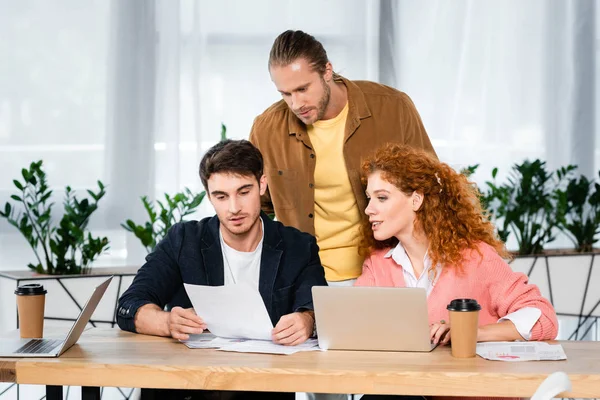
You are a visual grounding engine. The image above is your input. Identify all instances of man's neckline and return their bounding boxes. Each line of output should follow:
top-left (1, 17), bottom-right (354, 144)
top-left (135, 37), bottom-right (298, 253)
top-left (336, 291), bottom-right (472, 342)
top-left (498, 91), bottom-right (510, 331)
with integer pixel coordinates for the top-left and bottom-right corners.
top-left (219, 217), bottom-right (264, 253)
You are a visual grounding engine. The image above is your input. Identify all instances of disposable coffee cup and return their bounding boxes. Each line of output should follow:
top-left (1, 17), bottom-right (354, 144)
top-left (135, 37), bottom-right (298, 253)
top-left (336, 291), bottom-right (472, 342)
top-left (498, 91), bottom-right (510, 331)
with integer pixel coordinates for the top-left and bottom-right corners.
top-left (15, 283), bottom-right (47, 339)
top-left (447, 298), bottom-right (481, 358)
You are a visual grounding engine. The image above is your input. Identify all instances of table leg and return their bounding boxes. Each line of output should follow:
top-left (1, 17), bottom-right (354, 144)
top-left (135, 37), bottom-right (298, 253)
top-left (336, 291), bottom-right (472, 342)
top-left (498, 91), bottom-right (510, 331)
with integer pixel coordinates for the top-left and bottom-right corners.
top-left (140, 388), bottom-right (158, 399)
top-left (82, 386), bottom-right (101, 400)
top-left (46, 385), bottom-right (63, 400)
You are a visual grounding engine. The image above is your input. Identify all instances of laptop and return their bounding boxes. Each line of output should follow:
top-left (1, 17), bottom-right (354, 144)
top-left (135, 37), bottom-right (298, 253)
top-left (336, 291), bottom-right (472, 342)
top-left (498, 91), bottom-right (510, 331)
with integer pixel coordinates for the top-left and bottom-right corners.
top-left (312, 286), bottom-right (437, 352)
top-left (0, 276), bottom-right (113, 358)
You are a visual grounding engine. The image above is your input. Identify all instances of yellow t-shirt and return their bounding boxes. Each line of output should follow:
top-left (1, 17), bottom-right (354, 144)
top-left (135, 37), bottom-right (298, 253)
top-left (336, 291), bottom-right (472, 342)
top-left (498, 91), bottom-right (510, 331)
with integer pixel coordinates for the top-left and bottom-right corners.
top-left (307, 103), bottom-right (363, 281)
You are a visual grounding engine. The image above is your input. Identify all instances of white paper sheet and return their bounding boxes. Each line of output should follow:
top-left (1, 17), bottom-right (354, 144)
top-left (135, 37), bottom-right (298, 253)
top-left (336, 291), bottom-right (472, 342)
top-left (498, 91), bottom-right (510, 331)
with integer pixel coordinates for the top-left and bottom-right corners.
top-left (476, 341), bottom-right (567, 361)
top-left (183, 283), bottom-right (273, 340)
top-left (181, 333), bottom-right (239, 349)
top-left (182, 333), bottom-right (321, 355)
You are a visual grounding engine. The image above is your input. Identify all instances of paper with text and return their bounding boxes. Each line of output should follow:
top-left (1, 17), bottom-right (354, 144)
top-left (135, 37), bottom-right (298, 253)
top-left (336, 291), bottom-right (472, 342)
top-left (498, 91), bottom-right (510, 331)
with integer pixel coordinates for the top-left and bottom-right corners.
top-left (476, 341), bottom-right (567, 361)
top-left (181, 333), bottom-right (239, 349)
top-left (184, 283), bottom-right (273, 341)
top-left (182, 333), bottom-right (321, 355)
top-left (218, 338), bottom-right (321, 355)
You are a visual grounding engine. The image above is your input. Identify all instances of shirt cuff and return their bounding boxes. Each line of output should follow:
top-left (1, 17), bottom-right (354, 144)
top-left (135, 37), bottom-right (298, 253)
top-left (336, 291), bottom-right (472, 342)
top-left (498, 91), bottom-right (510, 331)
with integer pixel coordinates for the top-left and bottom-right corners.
top-left (498, 307), bottom-right (542, 340)
top-left (116, 299), bottom-right (153, 333)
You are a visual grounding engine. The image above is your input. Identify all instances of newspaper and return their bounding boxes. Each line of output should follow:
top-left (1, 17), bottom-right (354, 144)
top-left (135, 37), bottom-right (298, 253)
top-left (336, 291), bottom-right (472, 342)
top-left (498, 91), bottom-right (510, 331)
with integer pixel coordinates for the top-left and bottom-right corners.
top-left (476, 342), bottom-right (567, 361)
top-left (182, 333), bottom-right (321, 355)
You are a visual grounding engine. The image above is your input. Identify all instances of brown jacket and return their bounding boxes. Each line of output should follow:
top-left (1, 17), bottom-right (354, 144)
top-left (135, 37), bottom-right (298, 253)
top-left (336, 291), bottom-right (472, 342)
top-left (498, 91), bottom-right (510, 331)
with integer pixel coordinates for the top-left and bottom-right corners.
top-left (249, 75), bottom-right (437, 236)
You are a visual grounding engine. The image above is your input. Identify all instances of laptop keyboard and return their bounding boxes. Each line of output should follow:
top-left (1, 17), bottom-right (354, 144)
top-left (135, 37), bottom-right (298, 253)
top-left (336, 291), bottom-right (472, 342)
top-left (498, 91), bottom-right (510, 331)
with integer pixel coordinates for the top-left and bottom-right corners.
top-left (14, 339), bottom-right (63, 354)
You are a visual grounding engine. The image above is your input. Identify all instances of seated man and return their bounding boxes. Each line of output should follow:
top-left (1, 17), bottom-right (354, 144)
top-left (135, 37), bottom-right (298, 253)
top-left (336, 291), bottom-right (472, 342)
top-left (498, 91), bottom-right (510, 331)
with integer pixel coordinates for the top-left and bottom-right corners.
top-left (117, 139), bottom-right (327, 400)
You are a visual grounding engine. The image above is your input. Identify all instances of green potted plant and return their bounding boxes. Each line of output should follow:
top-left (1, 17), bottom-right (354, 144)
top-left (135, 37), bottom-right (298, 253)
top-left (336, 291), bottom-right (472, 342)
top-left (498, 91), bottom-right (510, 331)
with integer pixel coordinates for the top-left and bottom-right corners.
top-left (0, 160), bottom-right (109, 275)
top-left (483, 160), bottom-right (576, 255)
top-left (554, 171), bottom-right (600, 253)
top-left (121, 188), bottom-right (205, 252)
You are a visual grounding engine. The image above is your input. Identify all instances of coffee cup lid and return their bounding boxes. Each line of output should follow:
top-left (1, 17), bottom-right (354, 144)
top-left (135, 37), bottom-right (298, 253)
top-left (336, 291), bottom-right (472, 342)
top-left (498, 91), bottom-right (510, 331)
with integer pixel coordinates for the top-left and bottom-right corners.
top-left (447, 298), bottom-right (481, 311)
top-left (15, 283), bottom-right (47, 296)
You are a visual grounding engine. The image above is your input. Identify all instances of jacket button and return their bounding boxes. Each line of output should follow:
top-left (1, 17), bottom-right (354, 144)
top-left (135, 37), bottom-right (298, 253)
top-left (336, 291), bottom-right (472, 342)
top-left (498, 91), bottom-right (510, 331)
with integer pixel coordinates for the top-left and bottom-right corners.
top-left (278, 170), bottom-right (283, 175)
top-left (310, 154), bottom-right (315, 159)
top-left (309, 183), bottom-right (314, 188)
top-left (308, 213), bottom-right (313, 218)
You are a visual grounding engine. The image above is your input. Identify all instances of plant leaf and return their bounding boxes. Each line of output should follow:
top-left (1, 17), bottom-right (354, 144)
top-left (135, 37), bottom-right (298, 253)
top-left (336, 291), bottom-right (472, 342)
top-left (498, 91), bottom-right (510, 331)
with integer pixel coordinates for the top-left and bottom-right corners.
top-left (13, 180), bottom-right (24, 190)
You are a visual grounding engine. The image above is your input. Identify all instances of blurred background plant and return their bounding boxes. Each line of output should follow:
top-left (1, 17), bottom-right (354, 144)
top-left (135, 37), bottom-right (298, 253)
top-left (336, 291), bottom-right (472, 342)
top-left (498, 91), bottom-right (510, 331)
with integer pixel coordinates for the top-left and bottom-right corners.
top-left (554, 171), bottom-right (600, 253)
top-left (0, 160), bottom-right (109, 275)
top-left (121, 188), bottom-right (205, 253)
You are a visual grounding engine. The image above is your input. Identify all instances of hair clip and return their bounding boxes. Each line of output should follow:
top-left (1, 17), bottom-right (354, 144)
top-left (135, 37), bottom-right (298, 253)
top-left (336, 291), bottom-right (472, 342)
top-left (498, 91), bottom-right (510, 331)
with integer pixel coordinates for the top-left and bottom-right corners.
top-left (435, 172), bottom-right (443, 193)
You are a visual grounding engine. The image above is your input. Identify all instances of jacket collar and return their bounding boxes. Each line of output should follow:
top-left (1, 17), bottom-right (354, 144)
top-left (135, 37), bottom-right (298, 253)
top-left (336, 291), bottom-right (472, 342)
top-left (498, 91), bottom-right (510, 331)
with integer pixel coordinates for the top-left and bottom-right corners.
top-left (287, 74), bottom-right (372, 136)
top-left (199, 212), bottom-right (283, 319)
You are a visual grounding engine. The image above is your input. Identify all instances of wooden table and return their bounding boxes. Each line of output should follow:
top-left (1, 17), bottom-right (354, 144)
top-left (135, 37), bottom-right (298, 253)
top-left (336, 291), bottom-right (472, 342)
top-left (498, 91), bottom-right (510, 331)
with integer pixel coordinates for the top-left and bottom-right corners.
top-left (1, 328), bottom-right (600, 399)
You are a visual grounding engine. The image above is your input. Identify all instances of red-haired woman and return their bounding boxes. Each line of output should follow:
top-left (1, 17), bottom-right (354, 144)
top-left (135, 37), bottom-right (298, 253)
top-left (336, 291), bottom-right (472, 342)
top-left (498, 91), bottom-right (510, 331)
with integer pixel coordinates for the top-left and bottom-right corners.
top-left (355, 143), bottom-right (557, 351)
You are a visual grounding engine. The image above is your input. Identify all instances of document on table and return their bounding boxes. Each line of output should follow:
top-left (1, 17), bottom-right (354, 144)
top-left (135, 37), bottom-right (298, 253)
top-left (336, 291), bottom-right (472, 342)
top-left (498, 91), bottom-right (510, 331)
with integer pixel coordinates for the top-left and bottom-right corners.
top-left (183, 283), bottom-right (273, 341)
top-left (218, 338), bottom-right (321, 355)
top-left (181, 333), bottom-right (235, 349)
top-left (476, 342), bottom-right (567, 361)
top-left (182, 333), bottom-right (321, 355)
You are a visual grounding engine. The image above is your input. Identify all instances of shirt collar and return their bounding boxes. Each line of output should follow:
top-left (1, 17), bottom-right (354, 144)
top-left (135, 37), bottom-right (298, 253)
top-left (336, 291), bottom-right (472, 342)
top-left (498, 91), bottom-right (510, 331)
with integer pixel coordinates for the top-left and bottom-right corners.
top-left (385, 241), bottom-right (437, 278)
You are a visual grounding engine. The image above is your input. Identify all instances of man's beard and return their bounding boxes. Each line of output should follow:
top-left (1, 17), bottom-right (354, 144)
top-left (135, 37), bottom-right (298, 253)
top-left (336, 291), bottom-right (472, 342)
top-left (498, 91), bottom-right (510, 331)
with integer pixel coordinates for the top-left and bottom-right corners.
top-left (315, 77), bottom-right (331, 122)
top-left (223, 211), bottom-right (260, 237)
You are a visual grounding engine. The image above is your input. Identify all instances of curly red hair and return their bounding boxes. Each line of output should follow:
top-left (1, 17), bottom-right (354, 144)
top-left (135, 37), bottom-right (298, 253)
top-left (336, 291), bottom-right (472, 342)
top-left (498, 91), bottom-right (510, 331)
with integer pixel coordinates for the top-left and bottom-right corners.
top-left (359, 143), bottom-right (509, 269)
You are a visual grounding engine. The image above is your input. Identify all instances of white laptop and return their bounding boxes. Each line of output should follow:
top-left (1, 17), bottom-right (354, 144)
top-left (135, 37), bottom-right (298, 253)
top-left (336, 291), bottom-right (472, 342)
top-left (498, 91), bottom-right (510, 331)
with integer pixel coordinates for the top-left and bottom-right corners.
top-left (0, 276), bottom-right (113, 358)
top-left (312, 286), bottom-right (437, 352)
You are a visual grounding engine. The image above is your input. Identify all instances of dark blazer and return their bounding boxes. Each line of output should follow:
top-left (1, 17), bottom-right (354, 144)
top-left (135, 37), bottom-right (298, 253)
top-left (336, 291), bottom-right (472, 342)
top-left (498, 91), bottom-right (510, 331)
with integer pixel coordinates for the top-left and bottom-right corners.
top-left (117, 212), bottom-right (327, 332)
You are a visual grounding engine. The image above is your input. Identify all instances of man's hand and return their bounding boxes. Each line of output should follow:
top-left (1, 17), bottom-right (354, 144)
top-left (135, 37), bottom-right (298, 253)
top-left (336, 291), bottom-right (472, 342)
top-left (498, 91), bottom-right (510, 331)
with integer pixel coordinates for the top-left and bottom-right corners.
top-left (272, 311), bottom-right (314, 346)
top-left (167, 307), bottom-right (206, 341)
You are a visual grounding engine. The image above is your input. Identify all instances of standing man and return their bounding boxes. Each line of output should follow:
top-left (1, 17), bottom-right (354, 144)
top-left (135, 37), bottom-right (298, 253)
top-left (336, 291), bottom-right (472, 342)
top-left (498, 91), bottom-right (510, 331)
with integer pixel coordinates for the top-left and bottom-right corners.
top-left (250, 30), bottom-right (436, 287)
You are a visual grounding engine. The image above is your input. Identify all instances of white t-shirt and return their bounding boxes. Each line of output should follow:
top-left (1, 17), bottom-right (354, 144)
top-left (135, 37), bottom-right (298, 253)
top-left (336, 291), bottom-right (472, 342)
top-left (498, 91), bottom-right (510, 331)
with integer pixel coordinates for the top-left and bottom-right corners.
top-left (219, 221), bottom-right (263, 289)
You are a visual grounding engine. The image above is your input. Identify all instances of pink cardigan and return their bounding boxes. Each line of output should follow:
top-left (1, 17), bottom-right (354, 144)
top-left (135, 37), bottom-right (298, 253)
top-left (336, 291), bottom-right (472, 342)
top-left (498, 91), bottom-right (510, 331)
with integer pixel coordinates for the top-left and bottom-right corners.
top-left (355, 243), bottom-right (558, 400)
top-left (355, 242), bottom-right (558, 342)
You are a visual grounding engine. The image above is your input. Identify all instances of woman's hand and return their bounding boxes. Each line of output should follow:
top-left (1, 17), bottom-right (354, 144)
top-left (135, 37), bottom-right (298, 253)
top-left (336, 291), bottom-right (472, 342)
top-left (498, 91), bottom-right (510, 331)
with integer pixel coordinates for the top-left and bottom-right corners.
top-left (430, 319), bottom-right (451, 345)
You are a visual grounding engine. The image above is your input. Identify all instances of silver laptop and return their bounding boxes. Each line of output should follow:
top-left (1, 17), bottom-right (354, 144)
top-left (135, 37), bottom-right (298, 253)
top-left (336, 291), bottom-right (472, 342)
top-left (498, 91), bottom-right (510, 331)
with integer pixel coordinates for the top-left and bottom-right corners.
top-left (0, 276), bottom-right (113, 358)
top-left (312, 286), bottom-right (437, 352)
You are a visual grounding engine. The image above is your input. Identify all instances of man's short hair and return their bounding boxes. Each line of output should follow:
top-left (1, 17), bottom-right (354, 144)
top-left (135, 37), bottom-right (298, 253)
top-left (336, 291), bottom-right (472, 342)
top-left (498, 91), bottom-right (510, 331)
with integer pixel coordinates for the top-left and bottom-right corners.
top-left (269, 30), bottom-right (329, 75)
top-left (199, 139), bottom-right (264, 190)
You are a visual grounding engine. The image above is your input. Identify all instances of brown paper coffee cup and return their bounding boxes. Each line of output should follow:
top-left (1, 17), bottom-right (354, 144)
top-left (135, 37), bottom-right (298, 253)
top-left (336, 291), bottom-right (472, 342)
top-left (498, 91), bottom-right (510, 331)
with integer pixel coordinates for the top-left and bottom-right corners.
top-left (447, 299), bottom-right (481, 358)
top-left (15, 284), bottom-right (47, 339)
